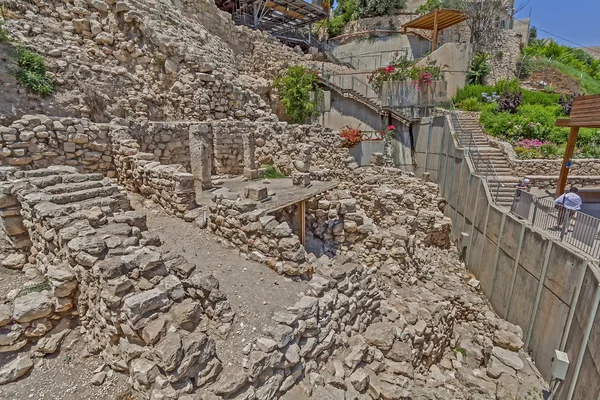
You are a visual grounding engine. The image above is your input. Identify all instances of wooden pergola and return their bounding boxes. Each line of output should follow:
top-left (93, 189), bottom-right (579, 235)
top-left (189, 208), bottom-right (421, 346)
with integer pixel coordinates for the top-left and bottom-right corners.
top-left (555, 94), bottom-right (600, 197)
top-left (402, 8), bottom-right (469, 52)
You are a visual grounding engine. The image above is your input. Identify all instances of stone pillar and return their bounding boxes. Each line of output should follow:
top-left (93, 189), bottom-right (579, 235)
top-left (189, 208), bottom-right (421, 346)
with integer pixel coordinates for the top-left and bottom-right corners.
top-left (189, 124), bottom-right (213, 190)
top-left (242, 132), bottom-right (258, 180)
top-left (0, 183), bottom-right (31, 251)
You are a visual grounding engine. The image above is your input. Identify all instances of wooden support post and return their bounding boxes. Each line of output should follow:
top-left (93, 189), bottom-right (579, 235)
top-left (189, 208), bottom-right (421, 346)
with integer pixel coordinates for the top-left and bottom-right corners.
top-left (431, 9), bottom-right (439, 52)
top-left (555, 126), bottom-right (580, 197)
top-left (298, 200), bottom-right (306, 247)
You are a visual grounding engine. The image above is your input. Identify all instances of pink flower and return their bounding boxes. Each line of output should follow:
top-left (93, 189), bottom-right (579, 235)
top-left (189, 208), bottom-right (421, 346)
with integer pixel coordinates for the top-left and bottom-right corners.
top-left (387, 125), bottom-right (395, 131)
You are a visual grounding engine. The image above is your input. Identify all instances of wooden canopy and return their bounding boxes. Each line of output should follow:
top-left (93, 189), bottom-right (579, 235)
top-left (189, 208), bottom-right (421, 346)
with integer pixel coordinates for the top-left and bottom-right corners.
top-left (554, 94), bottom-right (600, 197)
top-left (402, 9), bottom-right (468, 51)
top-left (556, 94), bottom-right (600, 128)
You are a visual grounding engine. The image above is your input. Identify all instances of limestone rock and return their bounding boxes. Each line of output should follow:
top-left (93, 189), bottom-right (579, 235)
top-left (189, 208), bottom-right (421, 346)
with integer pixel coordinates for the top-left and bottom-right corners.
top-left (349, 368), bottom-right (369, 392)
top-left (364, 322), bottom-right (395, 351)
top-left (492, 346), bottom-right (524, 371)
top-left (0, 355), bottom-right (33, 385)
top-left (493, 330), bottom-right (524, 352)
top-left (2, 253), bottom-right (27, 270)
top-left (12, 291), bottom-right (54, 323)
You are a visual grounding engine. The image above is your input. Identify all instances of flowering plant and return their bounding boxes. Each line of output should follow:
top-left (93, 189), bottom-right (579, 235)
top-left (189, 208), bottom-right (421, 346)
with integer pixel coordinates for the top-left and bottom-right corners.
top-left (367, 53), bottom-right (447, 92)
top-left (340, 126), bottom-right (364, 148)
top-left (516, 138), bottom-right (546, 149)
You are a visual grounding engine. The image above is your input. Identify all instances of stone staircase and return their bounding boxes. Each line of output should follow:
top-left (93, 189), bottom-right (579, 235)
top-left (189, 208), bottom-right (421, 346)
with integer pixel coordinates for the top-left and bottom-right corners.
top-left (452, 113), bottom-right (521, 208)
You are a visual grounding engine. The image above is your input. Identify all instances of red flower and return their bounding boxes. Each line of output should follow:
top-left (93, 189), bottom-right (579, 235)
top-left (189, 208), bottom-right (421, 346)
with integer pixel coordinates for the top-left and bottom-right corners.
top-left (387, 125), bottom-right (395, 131)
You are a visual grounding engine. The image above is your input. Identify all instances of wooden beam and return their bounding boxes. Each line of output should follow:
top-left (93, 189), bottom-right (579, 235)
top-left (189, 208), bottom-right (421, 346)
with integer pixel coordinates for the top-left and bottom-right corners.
top-left (265, 1), bottom-right (304, 19)
top-left (556, 126), bottom-right (580, 198)
top-left (556, 119), bottom-right (600, 128)
top-left (431, 9), bottom-right (439, 52)
top-left (298, 200), bottom-right (306, 247)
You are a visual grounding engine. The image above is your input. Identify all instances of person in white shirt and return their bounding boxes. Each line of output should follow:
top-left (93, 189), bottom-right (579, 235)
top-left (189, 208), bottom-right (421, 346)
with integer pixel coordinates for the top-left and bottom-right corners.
top-left (553, 186), bottom-right (582, 231)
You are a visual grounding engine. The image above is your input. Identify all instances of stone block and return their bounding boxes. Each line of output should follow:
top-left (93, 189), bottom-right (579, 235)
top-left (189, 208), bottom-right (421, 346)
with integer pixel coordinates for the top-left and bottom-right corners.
top-left (244, 185), bottom-right (268, 201)
top-left (292, 172), bottom-right (310, 187)
top-left (243, 168), bottom-right (259, 180)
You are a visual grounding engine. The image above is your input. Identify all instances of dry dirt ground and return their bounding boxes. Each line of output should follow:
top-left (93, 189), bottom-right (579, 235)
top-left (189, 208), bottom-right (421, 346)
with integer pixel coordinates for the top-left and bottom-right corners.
top-left (131, 193), bottom-right (311, 370)
top-left (524, 68), bottom-right (580, 94)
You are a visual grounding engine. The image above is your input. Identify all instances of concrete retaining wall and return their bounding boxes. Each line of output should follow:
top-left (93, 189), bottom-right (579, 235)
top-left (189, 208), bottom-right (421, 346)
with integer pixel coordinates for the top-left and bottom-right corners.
top-left (414, 115), bottom-right (600, 399)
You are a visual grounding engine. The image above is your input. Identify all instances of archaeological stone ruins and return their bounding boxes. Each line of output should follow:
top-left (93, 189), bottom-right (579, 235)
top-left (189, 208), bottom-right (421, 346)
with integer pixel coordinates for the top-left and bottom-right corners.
top-left (0, 0), bottom-right (555, 398)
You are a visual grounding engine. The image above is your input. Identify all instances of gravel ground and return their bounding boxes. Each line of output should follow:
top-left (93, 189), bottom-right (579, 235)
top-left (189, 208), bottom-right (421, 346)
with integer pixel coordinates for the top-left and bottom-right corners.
top-left (0, 327), bottom-right (131, 400)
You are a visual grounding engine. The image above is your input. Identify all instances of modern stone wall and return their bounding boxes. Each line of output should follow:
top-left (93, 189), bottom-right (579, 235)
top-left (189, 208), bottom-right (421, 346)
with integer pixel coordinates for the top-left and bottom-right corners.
top-left (414, 115), bottom-right (600, 399)
top-left (513, 158), bottom-right (600, 177)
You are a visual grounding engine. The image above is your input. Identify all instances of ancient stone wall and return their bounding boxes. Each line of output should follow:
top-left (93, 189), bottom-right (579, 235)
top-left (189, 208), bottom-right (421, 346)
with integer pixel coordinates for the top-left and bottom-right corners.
top-left (111, 126), bottom-right (196, 218)
top-left (132, 121), bottom-right (193, 170)
top-left (0, 115), bottom-right (114, 175)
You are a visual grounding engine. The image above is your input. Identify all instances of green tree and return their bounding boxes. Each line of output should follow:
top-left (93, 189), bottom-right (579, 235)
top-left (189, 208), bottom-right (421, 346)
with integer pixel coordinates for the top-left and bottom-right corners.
top-left (274, 66), bottom-right (323, 123)
top-left (356, 0), bottom-right (407, 18)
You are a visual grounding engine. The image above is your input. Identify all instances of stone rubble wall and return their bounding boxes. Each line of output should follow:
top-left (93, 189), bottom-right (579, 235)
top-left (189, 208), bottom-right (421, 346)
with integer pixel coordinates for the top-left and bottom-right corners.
top-left (0, 166), bottom-right (235, 398)
top-left (215, 262), bottom-right (384, 399)
top-left (483, 30), bottom-right (523, 85)
top-left (211, 122), bottom-right (250, 175)
top-left (2, 0), bottom-right (346, 124)
top-left (0, 115), bottom-right (115, 175)
top-left (208, 189), bottom-right (312, 278)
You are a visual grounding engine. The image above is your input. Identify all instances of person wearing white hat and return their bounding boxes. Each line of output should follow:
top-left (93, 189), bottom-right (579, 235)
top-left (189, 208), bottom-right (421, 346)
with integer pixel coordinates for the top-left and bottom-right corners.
top-left (515, 178), bottom-right (532, 192)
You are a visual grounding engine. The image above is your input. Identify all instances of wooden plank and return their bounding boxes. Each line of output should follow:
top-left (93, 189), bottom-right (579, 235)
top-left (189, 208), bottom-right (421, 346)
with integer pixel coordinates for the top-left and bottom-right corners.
top-left (556, 126), bottom-right (580, 198)
top-left (298, 200), bottom-right (306, 247)
top-left (555, 119), bottom-right (600, 128)
top-left (265, 1), bottom-right (304, 19)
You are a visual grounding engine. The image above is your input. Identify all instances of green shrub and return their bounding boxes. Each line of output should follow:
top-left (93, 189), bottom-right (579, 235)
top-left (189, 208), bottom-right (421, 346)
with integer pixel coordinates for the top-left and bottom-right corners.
top-left (457, 97), bottom-right (482, 111)
top-left (495, 79), bottom-right (521, 94)
top-left (540, 142), bottom-right (561, 159)
top-left (514, 146), bottom-right (541, 159)
top-left (274, 66), bottom-right (322, 123)
top-left (521, 90), bottom-right (560, 107)
top-left (467, 52), bottom-right (490, 85)
top-left (576, 128), bottom-right (600, 147)
top-left (16, 47), bottom-right (54, 95)
top-left (261, 165), bottom-right (286, 179)
top-left (453, 84), bottom-right (495, 104)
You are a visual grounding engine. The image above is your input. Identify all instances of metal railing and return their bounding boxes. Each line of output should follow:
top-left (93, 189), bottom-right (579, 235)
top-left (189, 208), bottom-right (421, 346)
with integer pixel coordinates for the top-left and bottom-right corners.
top-left (511, 190), bottom-right (600, 258)
top-left (336, 49), bottom-right (411, 70)
top-left (324, 72), bottom-right (379, 100)
top-left (449, 103), bottom-right (501, 203)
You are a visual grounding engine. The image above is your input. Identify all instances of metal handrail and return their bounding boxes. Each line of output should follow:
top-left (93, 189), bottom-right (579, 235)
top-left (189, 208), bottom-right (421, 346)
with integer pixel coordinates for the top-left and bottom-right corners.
top-left (449, 102), bottom-right (501, 203)
top-left (511, 190), bottom-right (600, 259)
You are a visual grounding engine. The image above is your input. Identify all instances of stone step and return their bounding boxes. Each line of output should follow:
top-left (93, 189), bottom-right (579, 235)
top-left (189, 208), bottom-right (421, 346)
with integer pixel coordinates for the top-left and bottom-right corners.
top-left (67, 193), bottom-right (130, 214)
top-left (43, 180), bottom-right (107, 195)
top-left (47, 186), bottom-right (121, 205)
